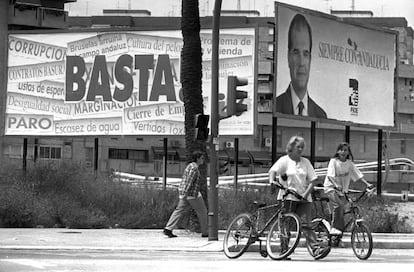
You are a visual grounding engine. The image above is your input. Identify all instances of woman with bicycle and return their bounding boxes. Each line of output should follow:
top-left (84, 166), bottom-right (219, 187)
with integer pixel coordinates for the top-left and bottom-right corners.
top-left (324, 142), bottom-right (374, 236)
top-left (269, 135), bottom-right (329, 259)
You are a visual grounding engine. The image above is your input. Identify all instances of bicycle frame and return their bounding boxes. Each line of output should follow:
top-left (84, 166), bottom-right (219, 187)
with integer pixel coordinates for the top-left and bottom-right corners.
top-left (252, 202), bottom-right (283, 240)
top-left (312, 188), bottom-right (368, 231)
top-left (251, 182), bottom-right (306, 241)
top-left (253, 184), bottom-right (304, 257)
top-left (342, 190), bottom-right (367, 231)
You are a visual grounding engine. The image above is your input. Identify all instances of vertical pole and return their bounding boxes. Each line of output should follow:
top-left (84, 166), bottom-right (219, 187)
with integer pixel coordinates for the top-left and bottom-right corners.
top-left (23, 138), bottom-right (28, 172)
top-left (377, 129), bottom-right (383, 196)
top-left (269, 21), bottom-right (277, 165)
top-left (208, 0), bottom-right (222, 241)
top-left (0, 0), bottom-right (8, 155)
top-left (234, 138), bottom-right (239, 193)
top-left (163, 137), bottom-right (168, 190)
top-left (345, 125), bottom-right (350, 143)
top-left (34, 138), bottom-right (38, 163)
top-left (310, 121), bottom-right (316, 166)
top-left (94, 138), bottom-right (99, 176)
top-left (271, 117), bottom-right (278, 164)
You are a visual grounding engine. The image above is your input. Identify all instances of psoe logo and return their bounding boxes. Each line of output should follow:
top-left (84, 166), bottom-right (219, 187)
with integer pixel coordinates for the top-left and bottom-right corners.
top-left (7, 115), bottom-right (53, 130)
top-left (348, 78), bottom-right (359, 116)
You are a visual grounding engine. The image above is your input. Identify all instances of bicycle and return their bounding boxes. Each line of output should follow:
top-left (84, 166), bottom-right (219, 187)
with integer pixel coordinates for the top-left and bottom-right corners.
top-left (223, 182), bottom-right (302, 260)
top-left (310, 187), bottom-right (375, 260)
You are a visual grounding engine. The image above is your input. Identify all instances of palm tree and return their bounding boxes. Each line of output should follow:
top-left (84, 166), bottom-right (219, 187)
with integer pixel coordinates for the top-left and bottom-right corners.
top-left (181, 0), bottom-right (208, 232)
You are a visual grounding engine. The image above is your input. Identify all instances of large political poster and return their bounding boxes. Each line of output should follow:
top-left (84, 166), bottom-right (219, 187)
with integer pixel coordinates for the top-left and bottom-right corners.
top-left (275, 2), bottom-right (396, 127)
top-left (6, 28), bottom-right (255, 136)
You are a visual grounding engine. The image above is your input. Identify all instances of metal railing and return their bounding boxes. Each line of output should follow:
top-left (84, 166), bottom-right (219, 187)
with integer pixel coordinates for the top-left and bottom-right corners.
top-left (112, 158), bottom-right (414, 197)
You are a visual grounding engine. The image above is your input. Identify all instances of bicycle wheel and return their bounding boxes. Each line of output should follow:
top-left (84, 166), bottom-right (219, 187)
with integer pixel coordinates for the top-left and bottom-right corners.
top-left (223, 213), bottom-right (254, 259)
top-left (307, 218), bottom-right (331, 260)
top-left (266, 212), bottom-right (301, 260)
top-left (351, 222), bottom-right (373, 260)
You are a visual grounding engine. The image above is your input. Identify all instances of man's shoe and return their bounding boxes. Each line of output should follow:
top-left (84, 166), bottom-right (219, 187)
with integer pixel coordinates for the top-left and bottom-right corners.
top-left (163, 228), bottom-right (177, 238)
top-left (329, 227), bottom-right (342, 236)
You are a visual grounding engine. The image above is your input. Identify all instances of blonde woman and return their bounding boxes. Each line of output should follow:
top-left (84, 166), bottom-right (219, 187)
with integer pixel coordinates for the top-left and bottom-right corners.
top-left (269, 135), bottom-right (329, 259)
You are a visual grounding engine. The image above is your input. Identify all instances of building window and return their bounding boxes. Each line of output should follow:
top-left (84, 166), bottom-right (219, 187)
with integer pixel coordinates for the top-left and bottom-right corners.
top-left (4, 144), bottom-right (22, 158)
top-left (268, 42), bottom-right (274, 52)
top-left (268, 26), bottom-right (274, 35)
top-left (109, 148), bottom-right (128, 159)
top-left (108, 148), bottom-right (148, 162)
top-left (85, 148), bottom-right (93, 167)
top-left (39, 146), bottom-right (62, 159)
top-left (400, 140), bottom-right (406, 155)
top-left (128, 150), bottom-right (148, 161)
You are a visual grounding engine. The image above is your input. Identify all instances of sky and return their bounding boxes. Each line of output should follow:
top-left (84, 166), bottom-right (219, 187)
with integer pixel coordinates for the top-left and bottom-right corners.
top-left (65, 0), bottom-right (414, 28)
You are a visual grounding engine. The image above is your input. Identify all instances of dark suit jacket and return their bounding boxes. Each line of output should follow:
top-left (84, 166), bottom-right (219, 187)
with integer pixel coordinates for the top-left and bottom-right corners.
top-left (276, 86), bottom-right (327, 119)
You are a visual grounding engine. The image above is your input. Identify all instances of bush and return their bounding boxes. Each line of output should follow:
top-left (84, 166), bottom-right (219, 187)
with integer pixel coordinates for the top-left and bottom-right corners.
top-left (0, 185), bottom-right (35, 227)
top-left (361, 196), bottom-right (413, 233)
top-left (0, 163), bottom-right (412, 232)
top-left (0, 163), bottom-right (179, 229)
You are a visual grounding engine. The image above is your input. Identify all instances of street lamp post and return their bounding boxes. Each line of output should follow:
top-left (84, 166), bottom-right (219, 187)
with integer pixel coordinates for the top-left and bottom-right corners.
top-left (208, 0), bottom-right (222, 241)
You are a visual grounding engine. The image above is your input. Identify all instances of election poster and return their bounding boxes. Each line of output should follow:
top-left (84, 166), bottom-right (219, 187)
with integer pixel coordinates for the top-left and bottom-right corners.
top-left (6, 28), bottom-right (256, 136)
top-left (274, 2), bottom-right (396, 127)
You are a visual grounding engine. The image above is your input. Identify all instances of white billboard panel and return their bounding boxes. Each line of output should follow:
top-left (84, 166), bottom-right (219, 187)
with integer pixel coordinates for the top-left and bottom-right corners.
top-left (6, 28), bottom-right (255, 136)
top-left (275, 3), bottom-right (396, 127)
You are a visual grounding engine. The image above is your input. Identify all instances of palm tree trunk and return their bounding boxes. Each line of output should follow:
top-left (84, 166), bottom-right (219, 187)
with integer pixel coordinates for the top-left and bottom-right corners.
top-left (181, 0), bottom-right (208, 232)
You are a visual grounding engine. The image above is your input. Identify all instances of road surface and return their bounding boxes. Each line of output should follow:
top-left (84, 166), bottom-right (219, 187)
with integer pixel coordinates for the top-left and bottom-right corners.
top-left (1, 248), bottom-right (413, 272)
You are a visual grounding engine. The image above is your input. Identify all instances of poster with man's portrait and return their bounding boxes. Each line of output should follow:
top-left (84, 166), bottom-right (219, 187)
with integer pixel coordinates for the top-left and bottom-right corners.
top-left (275, 2), bottom-right (396, 128)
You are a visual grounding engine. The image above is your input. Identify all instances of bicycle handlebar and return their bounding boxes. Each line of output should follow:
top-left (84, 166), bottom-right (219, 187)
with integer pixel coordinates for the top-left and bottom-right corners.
top-left (346, 188), bottom-right (377, 202)
top-left (272, 182), bottom-right (306, 201)
top-left (313, 186), bottom-right (375, 203)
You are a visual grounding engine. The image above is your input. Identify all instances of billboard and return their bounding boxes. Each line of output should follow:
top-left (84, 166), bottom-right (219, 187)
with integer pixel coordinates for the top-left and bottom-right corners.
top-left (6, 28), bottom-right (256, 136)
top-left (275, 2), bottom-right (396, 127)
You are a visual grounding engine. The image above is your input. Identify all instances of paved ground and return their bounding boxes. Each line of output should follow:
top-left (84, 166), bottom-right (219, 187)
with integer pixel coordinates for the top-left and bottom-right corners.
top-left (0, 202), bottom-right (413, 252)
top-left (1, 228), bottom-right (414, 252)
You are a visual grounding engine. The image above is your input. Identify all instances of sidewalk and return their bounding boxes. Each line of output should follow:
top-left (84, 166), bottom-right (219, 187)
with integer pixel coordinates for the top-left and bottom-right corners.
top-left (1, 228), bottom-right (414, 252)
top-left (0, 229), bottom-right (223, 252)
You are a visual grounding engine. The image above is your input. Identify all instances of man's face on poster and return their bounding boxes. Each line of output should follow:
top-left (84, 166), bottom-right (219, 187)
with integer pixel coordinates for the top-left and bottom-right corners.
top-left (288, 24), bottom-right (311, 94)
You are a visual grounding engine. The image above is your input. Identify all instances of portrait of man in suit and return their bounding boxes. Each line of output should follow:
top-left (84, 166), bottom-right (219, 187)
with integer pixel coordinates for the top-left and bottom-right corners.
top-left (276, 14), bottom-right (327, 119)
